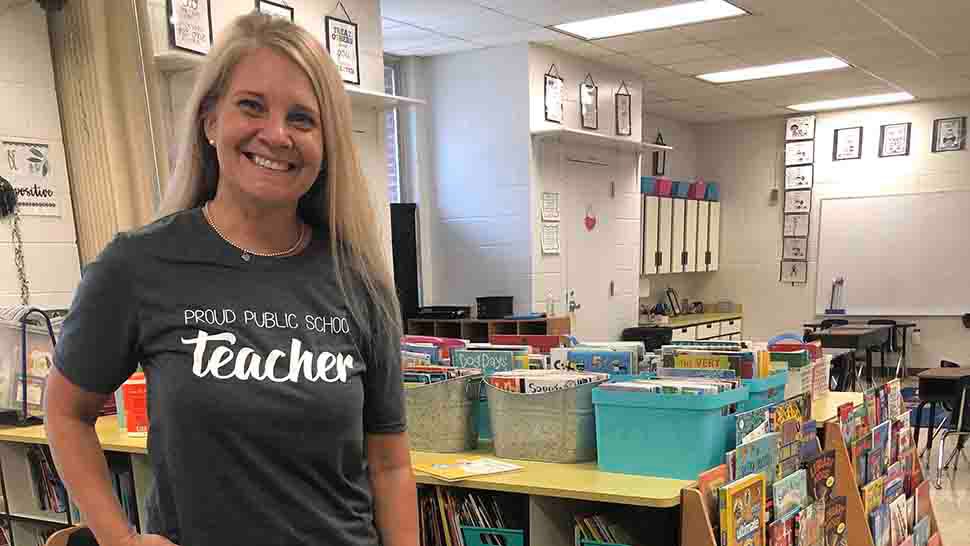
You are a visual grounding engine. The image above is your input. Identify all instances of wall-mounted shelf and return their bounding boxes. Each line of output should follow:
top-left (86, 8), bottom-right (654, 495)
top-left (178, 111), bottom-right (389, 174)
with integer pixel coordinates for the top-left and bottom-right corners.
top-left (531, 126), bottom-right (674, 152)
top-left (152, 52), bottom-right (425, 110)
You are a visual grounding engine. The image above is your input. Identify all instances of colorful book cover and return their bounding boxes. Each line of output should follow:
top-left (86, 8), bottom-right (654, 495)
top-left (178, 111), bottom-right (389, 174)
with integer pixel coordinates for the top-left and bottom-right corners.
top-left (838, 402), bottom-right (856, 444)
top-left (726, 450), bottom-right (737, 481)
top-left (719, 473), bottom-right (766, 546)
top-left (868, 446), bottom-right (885, 483)
top-left (901, 447), bottom-right (916, 497)
top-left (851, 433), bottom-right (872, 485)
top-left (871, 504), bottom-right (890, 546)
top-left (887, 379), bottom-right (902, 421)
top-left (896, 427), bottom-right (913, 466)
top-left (873, 421), bottom-right (891, 462)
top-left (854, 403), bottom-right (871, 439)
top-left (913, 516), bottom-right (930, 546)
top-left (801, 420), bottom-right (821, 460)
top-left (657, 367), bottom-right (738, 380)
top-left (773, 469), bottom-right (808, 519)
top-left (884, 477), bottom-right (903, 504)
top-left (402, 342), bottom-right (440, 363)
top-left (771, 394), bottom-right (810, 479)
top-left (915, 480), bottom-right (931, 528)
top-left (451, 349), bottom-right (516, 375)
top-left (865, 389), bottom-right (879, 428)
top-left (736, 406), bottom-right (771, 445)
top-left (862, 476), bottom-right (885, 516)
top-left (878, 386), bottom-right (889, 425)
top-left (806, 450), bottom-right (836, 505)
top-left (824, 496), bottom-right (847, 546)
top-left (698, 464), bottom-right (729, 533)
top-left (735, 432), bottom-right (781, 486)
top-left (906, 448), bottom-right (920, 497)
top-left (566, 349), bottom-right (637, 375)
top-left (794, 501), bottom-right (823, 546)
top-left (889, 495), bottom-right (909, 546)
top-left (769, 512), bottom-right (796, 546)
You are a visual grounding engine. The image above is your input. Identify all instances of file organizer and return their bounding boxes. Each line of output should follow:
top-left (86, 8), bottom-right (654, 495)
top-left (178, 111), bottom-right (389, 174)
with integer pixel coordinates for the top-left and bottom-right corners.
top-left (405, 370), bottom-right (482, 452)
top-left (461, 526), bottom-right (525, 546)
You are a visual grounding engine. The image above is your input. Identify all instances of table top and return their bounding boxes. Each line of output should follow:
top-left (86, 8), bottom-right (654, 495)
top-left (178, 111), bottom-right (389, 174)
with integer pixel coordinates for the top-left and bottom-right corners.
top-left (823, 347), bottom-right (855, 356)
top-left (812, 391), bottom-right (864, 423)
top-left (918, 367), bottom-right (970, 380)
top-left (804, 322), bottom-right (917, 329)
top-left (642, 312), bottom-right (743, 329)
top-left (817, 326), bottom-right (885, 336)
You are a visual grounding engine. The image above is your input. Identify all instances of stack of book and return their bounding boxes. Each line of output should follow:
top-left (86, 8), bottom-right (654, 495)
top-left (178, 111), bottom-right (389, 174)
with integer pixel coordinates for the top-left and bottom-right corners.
top-left (417, 486), bottom-right (521, 546)
top-left (26, 445), bottom-right (67, 513)
top-left (598, 375), bottom-right (740, 395)
top-left (549, 347), bottom-right (639, 375)
top-left (486, 370), bottom-right (607, 394)
top-left (403, 365), bottom-right (470, 387)
top-left (659, 345), bottom-right (759, 379)
top-left (838, 379), bottom-right (941, 546)
top-left (573, 513), bottom-right (636, 545)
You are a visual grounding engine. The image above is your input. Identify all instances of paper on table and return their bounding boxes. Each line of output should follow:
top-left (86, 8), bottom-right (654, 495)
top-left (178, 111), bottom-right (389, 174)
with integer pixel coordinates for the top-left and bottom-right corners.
top-left (413, 457), bottom-right (523, 482)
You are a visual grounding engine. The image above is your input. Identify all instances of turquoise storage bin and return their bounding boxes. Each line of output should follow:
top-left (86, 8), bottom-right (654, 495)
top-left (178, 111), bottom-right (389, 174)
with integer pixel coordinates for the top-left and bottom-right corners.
top-left (478, 398), bottom-right (491, 440)
top-left (672, 181), bottom-right (690, 198)
top-left (592, 385), bottom-right (748, 480)
top-left (736, 372), bottom-right (789, 413)
top-left (640, 176), bottom-right (656, 194)
top-left (704, 182), bottom-right (720, 201)
top-left (461, 526), bottom-right (525, 546)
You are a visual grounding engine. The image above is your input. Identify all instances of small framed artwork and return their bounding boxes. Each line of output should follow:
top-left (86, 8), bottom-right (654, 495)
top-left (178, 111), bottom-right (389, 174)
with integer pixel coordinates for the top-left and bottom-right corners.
top-left (785, 165), bottom-right (813, 190)
top-left (784, 190), bottom-right (812, 214)
top-left (544, 66), bottom-right (564, 124)
top-left (879, 122), bottom-right (911, 157)
top-left (325, 10), bottom-right (361, 85)
top-left (783, 237), bottom-right (809, 260)
top-left (786, 115), bottom-right (816, 141)
top-left (580, 73), bottom-right (598, 130)
top-left (784, 214), bottom-right (810, 237)
top-left (256, 0), bottom-right (294, 20)
top-left (932, 116), bottom-right (966, 152)
top-left (785, 140), bottom-right (814, 166)
top-left (167, 0), bottom-right (213, 55)
top-left (615, 82), bottom-right (632, 136)
top-left (780, 260), bottom-right (808, 284)
top-left (833, 126), bottom-right (863, 161)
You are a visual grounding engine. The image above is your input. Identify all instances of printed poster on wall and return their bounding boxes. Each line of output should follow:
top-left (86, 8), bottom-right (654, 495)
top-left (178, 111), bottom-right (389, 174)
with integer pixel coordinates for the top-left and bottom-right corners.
top-left (544, 74), bottom-right (564, 124)
top-left (167, 0), bottom-right (213, 55)
top-left (325, 16), bottom-right (361, 85)
top-left (3, 141), bottom-right (59, 217)
top-left (541, 192), bottom-right (560, 222)
top-left (541, 222), bottom-right (560, 255)
top-left (785, 140), bottom-right (814, 166)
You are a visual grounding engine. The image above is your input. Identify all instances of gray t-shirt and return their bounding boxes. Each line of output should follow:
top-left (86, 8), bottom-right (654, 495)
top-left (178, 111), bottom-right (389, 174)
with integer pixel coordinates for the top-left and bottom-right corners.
top-left (54, 208), bottom-right (405, 546)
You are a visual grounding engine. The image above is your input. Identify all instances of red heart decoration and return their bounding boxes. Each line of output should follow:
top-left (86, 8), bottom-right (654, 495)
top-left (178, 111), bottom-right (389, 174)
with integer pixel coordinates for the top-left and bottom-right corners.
top-left (584, 215), bottom-right (596, 231)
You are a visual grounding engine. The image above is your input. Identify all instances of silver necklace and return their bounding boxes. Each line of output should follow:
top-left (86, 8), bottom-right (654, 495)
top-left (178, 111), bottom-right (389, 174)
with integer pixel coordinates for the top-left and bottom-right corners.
top-left (202, 201), bottom-right (306, 261)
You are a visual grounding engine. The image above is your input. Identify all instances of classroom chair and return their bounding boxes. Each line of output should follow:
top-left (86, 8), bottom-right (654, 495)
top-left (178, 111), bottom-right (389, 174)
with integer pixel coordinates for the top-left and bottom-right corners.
top-left (914, 360), bottom-right (970, 487)
top-left (867, 319), bottom-right (898, 378)
top-left (820, 318), bottom-right (849, 330)
top-left (45, 526), bottom-right (98, 546)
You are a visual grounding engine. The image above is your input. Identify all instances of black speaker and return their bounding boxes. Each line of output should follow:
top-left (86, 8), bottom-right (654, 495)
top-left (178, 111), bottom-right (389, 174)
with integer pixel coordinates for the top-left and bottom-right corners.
top-left (390, 203), bottom-right (420, 324)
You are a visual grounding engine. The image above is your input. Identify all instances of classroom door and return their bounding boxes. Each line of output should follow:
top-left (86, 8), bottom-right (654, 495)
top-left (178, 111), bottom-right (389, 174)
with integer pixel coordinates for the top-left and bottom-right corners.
top-left (564, 155), bottom-right (616, 341)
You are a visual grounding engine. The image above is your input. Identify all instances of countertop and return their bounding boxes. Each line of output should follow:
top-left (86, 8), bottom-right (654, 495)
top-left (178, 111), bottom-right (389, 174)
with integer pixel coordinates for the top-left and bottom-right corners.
top-left (640, 312), bottom-right (743, 329)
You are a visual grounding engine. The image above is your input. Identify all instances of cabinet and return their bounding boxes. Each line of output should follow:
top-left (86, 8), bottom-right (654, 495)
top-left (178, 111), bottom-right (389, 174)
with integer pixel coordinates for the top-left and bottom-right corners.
top-left (672, 199), bottom-right (686, 273)
top-left (657, 197), bottom-right (673, 274)
top-left (641, 196), bottom-right (660, 275)
top-left (671, 326), bottom-right (697, 341)
top-left (697, 202), bottom-right (710, 273)
top-left (641, 198), bottom-right (720, 276)
top-left (707, 202), bottom-right (720, 272)
top-left (685, 201), bottom-right (698, 273)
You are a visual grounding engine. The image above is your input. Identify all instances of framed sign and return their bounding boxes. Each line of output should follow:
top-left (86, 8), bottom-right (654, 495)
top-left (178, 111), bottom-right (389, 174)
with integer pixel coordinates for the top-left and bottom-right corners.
top-left (932, 116), bottom-right (966, 152)
top-left (784, 190), bottom-right (812, 214)
top-left (256, 0), bottom-right (294, 20)
top-left (783, 237), bottom-right (809, 260)
top-left (544, 65), bottom-right (564, 124)
top-left (786, 115), bottom-right (816, 141)
top-left (783, 214), bottom-right (810, 237)
top-left (580, 73), bottom-right (598, 130)
top-left (879, 122), bottom-right (911, 157)
top-left (541, 192), bottom-right (560, 222)
top-left (615, 81), bottom-right (632, 136)
top-left (325, 4), bottom-right (360, 85)
top-left (2, 140), bottom-right (59, 216)
top-left (541, 223), bottom-right (560, 254)
top-left (785, 140), bottom-right (814, 166)
top-left (167, 0), bottom-right (213, 55)
top-left (833, 126), bottom-right (863, 161)
top-left (784, 165), bottom-right (813, 190)
top-left (780, 261), bottom-right (808, 284)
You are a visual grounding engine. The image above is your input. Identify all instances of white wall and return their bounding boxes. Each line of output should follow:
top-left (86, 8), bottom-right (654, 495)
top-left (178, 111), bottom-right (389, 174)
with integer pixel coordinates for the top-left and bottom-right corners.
top-left (425, 45), bottom-right (532, 313)
top-left (0, 2), bottom-right (79, 309)
top-left (695, 97), bottom-right (970, 368)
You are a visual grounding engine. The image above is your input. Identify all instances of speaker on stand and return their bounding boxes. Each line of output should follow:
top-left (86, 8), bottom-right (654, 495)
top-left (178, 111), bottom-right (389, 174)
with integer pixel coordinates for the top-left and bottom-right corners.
top-left (389, 203), bottom-right (420, 330)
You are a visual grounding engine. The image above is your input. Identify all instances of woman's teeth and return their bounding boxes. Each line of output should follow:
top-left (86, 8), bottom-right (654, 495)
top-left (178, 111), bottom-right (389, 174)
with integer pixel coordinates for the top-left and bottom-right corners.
top-left (247, 153), bottom-right (291, 172)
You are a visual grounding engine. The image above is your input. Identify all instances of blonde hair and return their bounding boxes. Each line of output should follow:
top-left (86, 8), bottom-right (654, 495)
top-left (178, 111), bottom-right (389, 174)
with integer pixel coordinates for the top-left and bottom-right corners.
top-left (159, 12), bottom-right (401, 346)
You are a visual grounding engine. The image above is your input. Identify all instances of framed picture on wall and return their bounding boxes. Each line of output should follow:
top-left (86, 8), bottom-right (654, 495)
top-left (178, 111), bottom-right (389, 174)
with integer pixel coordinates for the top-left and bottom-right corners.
top-left (833, 126), bottom-right (863, 161)
top-left (325, 12), bottom-right (361, 85)
top-left (615, 82), bottom-right (632, 136)
top-left (783, 237), bottom-right (809, 260)
top-left (780, 260), bottom-right (808, 284)
top-left (544, 68), bottom-right (564, 124)
top-left (784, 213), bottom-right (810, 237)
top-left (784, 190), bottom-right (812, 214)
top-left (167, 0), bottom-right (213, 55)
top-left (785, 140), bottom-right (814, 166)
top-left (786, 115), bottom-right (816, 141)
top-left (256, 0), bottom-right (294, 21)
top-left (879, 122), bottom-right (911, 157)
top-left (785, 165), bottom-right (813, 190)
top-left (580, 74), bottom-right (598, 130)
top-left (932, 116), bottom-right (966, 152)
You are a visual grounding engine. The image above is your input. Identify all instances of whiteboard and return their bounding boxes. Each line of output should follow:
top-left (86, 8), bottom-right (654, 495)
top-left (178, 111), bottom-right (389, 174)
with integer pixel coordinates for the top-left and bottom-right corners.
top-left (816, 191), bottom-right (970, 316)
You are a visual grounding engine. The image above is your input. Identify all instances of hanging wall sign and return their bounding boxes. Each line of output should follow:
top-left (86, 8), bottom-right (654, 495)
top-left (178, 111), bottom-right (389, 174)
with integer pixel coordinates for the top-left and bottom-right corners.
top-left (167, 0), bottom-right (213, 55)
top-left (652, 132), bottom-right (667, 176)
top-left (833, 126), bottom-right (863, 161)
top-left (2, 141), bottom-right (59, 217)
top-left (544, 65), bottom-right (564, 124)
top-left (580, 73), bottom-right (598, 130)
top-left (785, 140), bottom-right (814, 166)
top-left (257, 0), bottom-right (294, 21)
top-left (325, 3), bottom-right (360, 85)
top-left (541, 192), bottom-right (560, 222)
top-left (784, 165), bottom-right (813, 190)
top-left (541, 223), bottom-right (560, 254)
top-left (783, 213), bottom-right (810, 237)
top-left (783, 237), bottom-right (809, 260)
top-left (780, 261), bottom-right (808, 284)
top-left (584, 205), bottom-right (597, 231)
top-left (786, 115), bottom-right (816, 141)
top-left (615, 81), bottom-right (632, 136)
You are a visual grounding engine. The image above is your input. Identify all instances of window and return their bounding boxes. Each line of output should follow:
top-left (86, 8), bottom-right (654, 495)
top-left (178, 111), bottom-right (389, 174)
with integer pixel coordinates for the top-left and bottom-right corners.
top-left (384, 61), bottom-right (403, 203)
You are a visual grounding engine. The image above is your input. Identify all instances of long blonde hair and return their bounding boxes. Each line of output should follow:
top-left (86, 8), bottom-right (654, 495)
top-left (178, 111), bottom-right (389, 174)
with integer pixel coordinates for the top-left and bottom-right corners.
top-left (159, 12), bottom-right (401, 347)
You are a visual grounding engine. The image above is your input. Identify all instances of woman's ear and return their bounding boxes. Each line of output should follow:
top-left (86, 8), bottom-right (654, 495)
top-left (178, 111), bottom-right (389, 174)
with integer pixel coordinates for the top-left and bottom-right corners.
top-left (202, 114), bottom-right (216, 145)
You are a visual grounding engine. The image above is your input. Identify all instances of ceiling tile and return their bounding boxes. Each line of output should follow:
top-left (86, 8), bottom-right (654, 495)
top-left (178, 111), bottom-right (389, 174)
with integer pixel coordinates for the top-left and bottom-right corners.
top-left (676, 14), bottom-right (780, 42)
top-left (426, 5), bottom-right (539, 37)
top-left (404, 38), bottom-right (486, 57)
top-left (381, 0), bottom-right (483, 27)
top-left (633, 43), bottom-right (725, 65)
top-left (590, 29), bottom-right (694, 54)
top-left (542, 37), bottom-right (616, 59)
top-left (473, 0), bottom-right (625, 27)
top-left (824, 37), bottom-right (935, 71)
top-left (469, 28), bottom-right (562, 47)
top-left (665, 55), bottom-right (749, 76)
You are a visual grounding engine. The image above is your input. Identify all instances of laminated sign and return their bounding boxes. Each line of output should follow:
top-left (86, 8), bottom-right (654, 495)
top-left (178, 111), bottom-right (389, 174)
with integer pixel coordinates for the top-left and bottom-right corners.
top-left (325, 6), bottom-right (360, 85)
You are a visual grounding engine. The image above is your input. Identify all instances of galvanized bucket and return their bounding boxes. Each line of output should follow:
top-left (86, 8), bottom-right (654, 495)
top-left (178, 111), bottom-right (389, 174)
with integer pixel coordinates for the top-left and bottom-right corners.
top-left (406, 370), bottom-right (481, 452)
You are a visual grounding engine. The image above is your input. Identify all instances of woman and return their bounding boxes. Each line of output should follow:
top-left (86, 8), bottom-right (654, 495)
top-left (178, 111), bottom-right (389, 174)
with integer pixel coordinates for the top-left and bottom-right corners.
top-left (45, 13), bottom-right (417, 546)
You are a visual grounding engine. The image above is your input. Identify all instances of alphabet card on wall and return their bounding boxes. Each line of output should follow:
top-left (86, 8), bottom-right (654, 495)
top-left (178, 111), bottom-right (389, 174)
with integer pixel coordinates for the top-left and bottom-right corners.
top-left (785, 165), bottom-right (813, 190)
top-left (780, 261), bottom-right (808, 284)
top-left (785, 140), bottom-right (815, 166)
top-left (783, 237), bottom-right (809, 260)
top-left (786, 115), bottom-right (816, 141)
top-left (781, 118), bottom-right (814, 284)
top-left (785, 190), bottom-right (812, 214)
top-left (784, 214), bottom-right (810, 237)
top-left (2, 140), bottom-right (59, 216)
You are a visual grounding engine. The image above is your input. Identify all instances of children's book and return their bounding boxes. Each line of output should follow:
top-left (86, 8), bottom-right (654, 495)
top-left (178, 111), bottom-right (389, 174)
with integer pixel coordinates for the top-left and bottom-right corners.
top-left (851, 433), bottom-right (872, 484)
top-left (887, 461), bottom-right (903, 488)
top-left (887, 379), bottom-right (903, 421)
top-left (805, 450), bottom-right (836, 505)
top-left (878, 386), bottom-right (889, 425)
top-left (794, 501), bottom-right (823, 546)
top-left (889, 495), bottom-right (909, 546)
top-left (735, 432), bottom-right (781, 486)
top-left (913, 516), bottom-right (930, 546)
top-left (865, 389), bottom-right (879, 427)
top-left (896, 427), bottom-right (913, 466)
top-left (801, 420), bottom-right (821, 460)
top-left (566, 349), bottom-right (637, 375)
top-left (883, 477), bottom-right (903, 505)
top-left (697, 464), bottom-right (729, 533)
top-left (771, 394), bottom-right (810, 479)
top-left (915, 480), bottom-right (931, 528)
top-left (867, 445), bottom-right (885, 483)
top-left (768, 511), bottom-right (795, 546)
top-left (772, 469), bottom-right (808, 519)
top-left (854, 403), bottom-right (871, 439)
top-left (862, 476), bottom-right (885, 516)
top-left (870, 504), bottom-right (890, 546)
top-left (872, 420), bottom-right (891, 470)
top-left (736, 406), bottom-right (771, 445)
top-left (824, 496), bottom-right (847, 546)
top-left (412, 457), bottom-right (523, 482)
top-left (838, 402), bottom-right (856, 444)
top-left (719, 473), bottom-right (766, 546)
top-left (451, 349), bottom-right (516, 375)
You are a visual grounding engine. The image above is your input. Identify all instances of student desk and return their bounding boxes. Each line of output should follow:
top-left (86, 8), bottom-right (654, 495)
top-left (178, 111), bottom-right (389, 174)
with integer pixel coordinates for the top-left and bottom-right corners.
top-left (806, 325), bottom-right (892, 389)
top-left (804, 321), bottom-right (916, 378)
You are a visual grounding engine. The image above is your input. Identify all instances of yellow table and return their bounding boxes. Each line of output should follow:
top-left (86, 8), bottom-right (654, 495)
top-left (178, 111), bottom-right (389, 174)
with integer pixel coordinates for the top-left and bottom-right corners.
top-left (812, 391), bottom-right (864, 423)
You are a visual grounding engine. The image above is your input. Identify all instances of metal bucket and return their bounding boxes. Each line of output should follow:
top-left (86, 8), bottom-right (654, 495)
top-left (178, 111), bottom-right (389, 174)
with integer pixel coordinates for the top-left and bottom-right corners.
top-left (406, 370), bottom-right (481, 452)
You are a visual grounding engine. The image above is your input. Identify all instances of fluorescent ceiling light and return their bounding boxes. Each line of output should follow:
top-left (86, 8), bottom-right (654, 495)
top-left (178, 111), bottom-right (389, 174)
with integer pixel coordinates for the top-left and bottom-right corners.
top-left (554, 0), bottom-right (746, 40)
top-left (788, 92), bottom-right (915, 112)
top-left (697, 57), bottom-right (849, 83)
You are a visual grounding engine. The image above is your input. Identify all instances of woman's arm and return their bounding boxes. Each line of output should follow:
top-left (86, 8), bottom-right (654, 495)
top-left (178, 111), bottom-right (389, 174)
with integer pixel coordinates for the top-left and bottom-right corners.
top-left (367, 431), bottom-right (418, 546)
top-left (45, 369), bottom-right (173, 546)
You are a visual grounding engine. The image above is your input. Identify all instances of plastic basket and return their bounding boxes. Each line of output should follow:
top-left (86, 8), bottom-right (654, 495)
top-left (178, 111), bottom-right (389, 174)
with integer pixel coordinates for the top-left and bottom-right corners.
top-left (461, 527), bottom-right (525, 546)
top-left (640, 176), bottom-right (657, 195)
top-left (704, 182), bottom-right (720, 201)
top-left (0, 319), bottom-right (60, 416)
top-left (672, 181), bottom-right (690, 198)
top-left (593, 385), bottom-right (749, 479)
top-left (736, 372), bottom-right (789, 413)
top-left (405, 370), bottom-right (481, 452)
top-left (655, 178), bottom-right (673, 196)
top-left (485, 378), bottom-right (606, 463)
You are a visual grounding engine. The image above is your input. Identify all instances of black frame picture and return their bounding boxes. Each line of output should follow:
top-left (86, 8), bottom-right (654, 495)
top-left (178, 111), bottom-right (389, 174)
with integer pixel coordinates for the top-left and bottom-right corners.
top-left (879, 122), bottom-right (911, 157)
top-left (167, 0), bottom-right (214, 56)
top-left (785, 140), bottom-right (814, 166)
top-left (786, 115), bottom-right (816, 141)
top-left (932, 116), bottom-right (966, 152)
top-left (544, 73), bottom-right (564, 124)
top-left (784, 189), bottom-right (812, 214)
top-left (580, 75), bottom-right (598, 130)
top-left (325, 15), bottom-right (361, 85)
top-left (783, 237), bottom-right (809, 260)
top-left (783, 213), bottom-right (810, 238)
top-left (256, 0), bottom-right (294, 21)
top-left (615, 88), bottom-right (632, 136)
top-left (780, 260), bottom-right (808, 284)
top-left (784, 165), bottom-right (813, 190)
top-left (833, 126), bottom-right (863, 161)
top-left (666, 287), bottom-right (682, 316)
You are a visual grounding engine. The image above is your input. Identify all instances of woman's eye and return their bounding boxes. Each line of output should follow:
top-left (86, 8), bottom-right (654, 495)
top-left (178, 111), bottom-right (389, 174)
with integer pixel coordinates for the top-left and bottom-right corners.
top-left (238, 99), bottom-right (263, 113)
top-left (289, 112), bottom-right (316, 128)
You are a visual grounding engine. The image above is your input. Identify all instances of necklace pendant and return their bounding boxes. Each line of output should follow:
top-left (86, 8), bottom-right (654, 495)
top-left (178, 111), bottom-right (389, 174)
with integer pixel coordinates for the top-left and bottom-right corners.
top-left (241, 253), bottom-right (251, 262)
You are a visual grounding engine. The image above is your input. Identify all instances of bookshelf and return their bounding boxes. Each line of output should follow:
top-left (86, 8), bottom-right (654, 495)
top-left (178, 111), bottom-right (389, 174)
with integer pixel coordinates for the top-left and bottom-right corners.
top-left (405, 316), bottom-right (571, 342)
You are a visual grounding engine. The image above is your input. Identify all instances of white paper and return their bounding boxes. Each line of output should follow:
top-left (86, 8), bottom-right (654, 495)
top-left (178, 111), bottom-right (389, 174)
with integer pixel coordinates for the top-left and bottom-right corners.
top-left (616, 93), bottom-right (631, 136)
top-left (784, 214), bottom-right (810, 237)
top-left (541, 222), bottom-right (560, 254)
top-left (257, 1), bottom-right (293, 20)
top-left (781, 261), bottom-right (807, 283)
top-left (783, 238), bottom-right (808, 260)
top-left (935, 118), bottom-right (964, 151)
top-left (326, 17), bottom-right (359, 84)
top-left (785, 165), bottom-right (813, 190)
top-left (581, 83), bottom-right (597, 128)
top-left (544, 75), bottom-right (563, 123)
top-left (2, 141), bottom-right (60, 216)
top-left (784, 190), bottom-right (812, 213)
top-left (541, 192), bottom-right (560, 222)
top-left (881, 124), bottom-right (909, 156)
top-left (785, 140), bottom-right (814, 166)
top-left (834, 127), bottom-right (862, 160)
top-left (786, 115), bottom-right (815, 141)
top-left (170, 0), bottom-right (212, 54)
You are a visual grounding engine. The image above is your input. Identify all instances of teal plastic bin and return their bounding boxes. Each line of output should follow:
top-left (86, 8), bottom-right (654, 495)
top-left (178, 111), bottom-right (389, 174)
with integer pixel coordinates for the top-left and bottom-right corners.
top-left (705, 182), bottom-right (720, 201)
top-left (592, 385), bottom-right (748, 480)
top-left (461, 526), bottom-right (525, 546)
top-left (640, 176), bottom-right (657, 194)
top-left (672, 181), bottom-right (690, 198)
top-left (736, 372), bottom-right (789, 413)
top-left (478, 398), bottom-right (491, 440)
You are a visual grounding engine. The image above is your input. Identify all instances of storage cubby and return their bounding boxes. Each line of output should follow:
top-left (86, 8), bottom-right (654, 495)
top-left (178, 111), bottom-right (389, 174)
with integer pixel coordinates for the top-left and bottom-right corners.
top-left (529, 495), bottom-right (676, 546)
top-left (460, 322), bottom-right (490, 343)
top-left (408, 320), bottom-right (437, 337)
top-left (492, 322), bottom-right (519, 336)
top-left (406, 317), bottom-right (571, 342)
top-left (434, 322), bottom-right (462, 339)
top-left (0, 443), bottom-right (69, 525)
top-left (517, 321), bottom-right (548, 335)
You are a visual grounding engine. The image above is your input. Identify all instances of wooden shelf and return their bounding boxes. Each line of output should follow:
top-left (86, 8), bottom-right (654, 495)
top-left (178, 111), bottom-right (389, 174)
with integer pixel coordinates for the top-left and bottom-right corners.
top-left (531, 126), bottom-right (674, 152)
top-left (152, 52), bottom-right (425, 110)
top-left (406, 316), bottom-right (570, 341)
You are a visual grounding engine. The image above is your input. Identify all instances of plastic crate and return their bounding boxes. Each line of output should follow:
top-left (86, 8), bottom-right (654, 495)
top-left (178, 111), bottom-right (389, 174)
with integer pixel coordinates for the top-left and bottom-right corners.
top-left (736, 371), bottom-right (789, 413)
top-left (641, 176), bottom-right (657, 195)
top-left (0, 319), bottom-right (60, 416)
top-left (485, 377), bottom-right (606, 463)
top-left (405, 370), bottom-right (481, 452)
top-left (461, 527), bottom-right (525, 546)
top-left (593, 385), bottom-right (749, 479)
top-left (689, 181), bottom-right (707, 200)
top-left (704, 182), bottom-right (720, 201)
top-left (655, 178), bottom-right (673, 196)
top-left (672, 181), bottom-right (690, 198)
